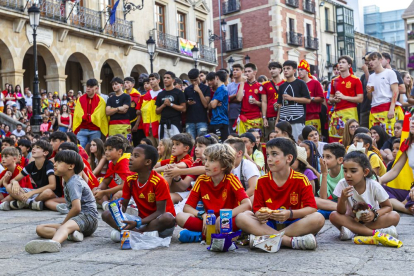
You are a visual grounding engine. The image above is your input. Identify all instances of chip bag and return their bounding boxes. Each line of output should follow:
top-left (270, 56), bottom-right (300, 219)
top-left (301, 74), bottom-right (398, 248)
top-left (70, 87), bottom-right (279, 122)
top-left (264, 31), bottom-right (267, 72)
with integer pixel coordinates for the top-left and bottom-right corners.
top-left (207, 231), bottom-right (241, 252)
top-left (108, 198), bottom-right (127, 230)
top-left (374, 232), bottom-right (403, 248)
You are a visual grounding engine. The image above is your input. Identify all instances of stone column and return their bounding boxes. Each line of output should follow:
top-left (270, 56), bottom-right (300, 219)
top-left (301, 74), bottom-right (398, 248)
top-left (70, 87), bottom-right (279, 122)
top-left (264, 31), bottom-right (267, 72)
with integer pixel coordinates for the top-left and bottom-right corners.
top-left (0, 69), bottom-right (25, 87)
top-left (44, 74), bottom-right (67, 98)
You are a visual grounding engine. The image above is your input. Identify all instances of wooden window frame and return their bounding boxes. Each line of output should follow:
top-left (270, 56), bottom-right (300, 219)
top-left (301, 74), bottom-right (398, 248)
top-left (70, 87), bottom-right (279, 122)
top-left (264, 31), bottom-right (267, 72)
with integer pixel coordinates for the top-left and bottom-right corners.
top-left (196, 19), bottom-right (204, 45)
top-left (178, 12), bottom-right (186, 39)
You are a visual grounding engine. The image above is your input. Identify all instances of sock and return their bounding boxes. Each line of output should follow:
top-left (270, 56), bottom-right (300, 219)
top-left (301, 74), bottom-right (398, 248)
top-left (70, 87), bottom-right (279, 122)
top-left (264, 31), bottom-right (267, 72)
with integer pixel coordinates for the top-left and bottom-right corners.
top-left (183, 216), bottom-right (203, 232)
top-left (26, 198), bottom-right (34, 205)
top-left (372, 230), bottom-right (376, 235)
top-left (291, 237), bottom-right (295, 248)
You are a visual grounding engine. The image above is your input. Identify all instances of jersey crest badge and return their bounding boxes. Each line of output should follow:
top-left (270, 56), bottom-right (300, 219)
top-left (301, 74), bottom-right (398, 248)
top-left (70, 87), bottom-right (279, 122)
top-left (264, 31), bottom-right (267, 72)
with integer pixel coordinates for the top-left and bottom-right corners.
top-left (222, 189), bottom-right (227, 201)
top-left (346, 81), bottom-right (352, 89)
top-left (148, 192), bottom-right (155, 202)
top-left (290, 192), bottom-right (298, 205)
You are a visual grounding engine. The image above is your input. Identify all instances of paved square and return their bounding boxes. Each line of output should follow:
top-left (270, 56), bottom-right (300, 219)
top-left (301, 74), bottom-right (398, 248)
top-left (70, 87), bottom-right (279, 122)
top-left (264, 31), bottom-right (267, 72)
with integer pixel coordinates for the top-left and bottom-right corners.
top-left (1, 210), bottom-right (413, 275)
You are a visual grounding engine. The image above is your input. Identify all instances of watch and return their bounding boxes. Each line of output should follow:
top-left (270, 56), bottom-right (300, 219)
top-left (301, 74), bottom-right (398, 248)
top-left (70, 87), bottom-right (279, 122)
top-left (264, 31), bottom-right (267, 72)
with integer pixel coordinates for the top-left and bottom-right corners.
top-left (262, 116), bottom-right (266, 119)
top-left (197, 211), bottom-right (205, 219)
top-left (170, 103), bottom-right (174, 107)
top-left (311, 97), bottom-right (315, 102)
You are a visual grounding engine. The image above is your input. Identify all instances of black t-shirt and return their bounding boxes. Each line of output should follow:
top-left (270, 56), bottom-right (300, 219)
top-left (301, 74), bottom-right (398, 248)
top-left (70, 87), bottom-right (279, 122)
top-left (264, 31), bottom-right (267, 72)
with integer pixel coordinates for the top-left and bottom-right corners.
top-left (106, 93), bottom-right (131, 122)
top-left (184, 83), bottom-right (211, 123)
top-left (277, 78), bottom-right (310, 124)
top-left (155, 88), bottom-right (186, 121)
top-left (381, 136), bottom-right (397, 151)
top-left (22, 160), bottom-right (63, 197)
top-left (360, 72), bottom-right (374, 112)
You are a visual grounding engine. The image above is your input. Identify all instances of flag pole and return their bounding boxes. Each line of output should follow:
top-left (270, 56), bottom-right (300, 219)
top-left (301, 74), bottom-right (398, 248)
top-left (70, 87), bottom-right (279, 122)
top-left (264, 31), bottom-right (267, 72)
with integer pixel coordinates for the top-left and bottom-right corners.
top-left (65, 0), bottom-right (79, 22)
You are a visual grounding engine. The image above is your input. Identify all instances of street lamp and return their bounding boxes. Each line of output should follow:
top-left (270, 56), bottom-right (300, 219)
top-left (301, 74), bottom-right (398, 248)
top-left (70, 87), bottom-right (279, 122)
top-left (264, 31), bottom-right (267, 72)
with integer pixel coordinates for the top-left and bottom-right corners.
top-left (228, 56), bottom-right (235, 70)
top-left (28, 4), bottom-right (42, 127)
top-left (191, 45), bottom-right (199, 69)
top-left (245, 55), bottom-right (250, 64)
top-left (146, 36), bottom-right (156, 73)
top-left (220, 19), bottom-right (227, 33)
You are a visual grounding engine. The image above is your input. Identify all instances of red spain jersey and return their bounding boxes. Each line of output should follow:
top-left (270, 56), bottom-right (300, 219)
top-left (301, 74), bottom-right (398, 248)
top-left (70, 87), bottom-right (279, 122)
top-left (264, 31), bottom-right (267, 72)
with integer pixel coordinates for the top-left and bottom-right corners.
top-left (253, 169), bottom-right (316, 218)
top-left (0, 165), bottom-right (32, 189)
top-left (186, 174), bottom-right (249, 218)
top-left (262, 80), bottom-right (285, 118)
top-left (305, 79), bottom-right (324, 115)
top-left (330, 75), bottom-right (363, 111)
top-left (122, 171), bottom-right (176, 218)
top-left (239, 81), bottom-right (265, 120)
top-left (160, 154), bottom-right (194, 185)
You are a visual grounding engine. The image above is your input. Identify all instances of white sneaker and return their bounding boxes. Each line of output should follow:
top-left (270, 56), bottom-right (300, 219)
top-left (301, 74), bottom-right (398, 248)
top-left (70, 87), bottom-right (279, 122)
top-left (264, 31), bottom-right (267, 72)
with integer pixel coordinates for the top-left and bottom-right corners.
top-left (340, 226), bottom-right (354, 241)
top-left (67, 231), bottom-right (84, 242)
top-left (377, 225), bottom-right (398, 238)
top-left (56, 203), bottom-right (69, 214)
top-left (110, 230), bottom-right (121, 243)
top-left (291, 234), bottom-right (317, 250)
top-left (25, 240), bottom-right (61, 254)
top-left (0, 201), bottom-right (10, 211)
top-left (30, 201), bottom-right (44, 211)
top-left (102, 201), bottom-right (109, 211)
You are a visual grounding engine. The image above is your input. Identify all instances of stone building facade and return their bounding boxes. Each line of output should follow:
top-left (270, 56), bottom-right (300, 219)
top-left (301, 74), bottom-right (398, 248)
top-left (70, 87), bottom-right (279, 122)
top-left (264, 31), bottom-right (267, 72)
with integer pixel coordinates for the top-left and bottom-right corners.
top-left (354, 31), bottom-right (406, 78)
top-left (0, 0), bottom-right (217, 96)
top-left (212, 0), bottom-right (320, 78)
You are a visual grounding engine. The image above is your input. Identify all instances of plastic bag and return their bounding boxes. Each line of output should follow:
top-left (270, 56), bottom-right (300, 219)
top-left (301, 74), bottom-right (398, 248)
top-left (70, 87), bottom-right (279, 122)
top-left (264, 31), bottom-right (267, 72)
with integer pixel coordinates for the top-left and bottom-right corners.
top-left (130, 231), bottom-right (172, 250)
top-left (207, 231), bottom-right (241, 252)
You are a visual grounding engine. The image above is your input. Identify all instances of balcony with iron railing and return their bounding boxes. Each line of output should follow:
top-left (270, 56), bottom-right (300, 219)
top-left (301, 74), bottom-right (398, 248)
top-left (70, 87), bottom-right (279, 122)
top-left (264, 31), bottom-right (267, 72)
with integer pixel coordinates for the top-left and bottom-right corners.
top-left (305, 36), bottom-right (318, 50)
top-left (325, 20), bottom-right (335, 33)
top-left (303, 0), bottom-right (315, 14)
top-left (0, 1), bottom-right (134, 42)
top-left (223, 38), bottom-right (243, 52)
top-left (222, 0), bottom-right (240, 15)
top-left (287, 32), bottom-right (302, 46)
top-left (285, 0), bottom-right (299, 8)
top-left (156, 32), bottom-right (217, 63)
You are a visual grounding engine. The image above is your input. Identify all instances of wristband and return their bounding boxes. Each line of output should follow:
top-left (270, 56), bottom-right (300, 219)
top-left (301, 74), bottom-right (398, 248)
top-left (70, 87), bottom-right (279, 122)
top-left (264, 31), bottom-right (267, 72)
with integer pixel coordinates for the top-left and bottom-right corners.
top-left (173, 177), bottom-right (182, 182)
top-left (135, 218), bottom-right (142, 229)
top-left (371, 208), bottom-right (379, 222)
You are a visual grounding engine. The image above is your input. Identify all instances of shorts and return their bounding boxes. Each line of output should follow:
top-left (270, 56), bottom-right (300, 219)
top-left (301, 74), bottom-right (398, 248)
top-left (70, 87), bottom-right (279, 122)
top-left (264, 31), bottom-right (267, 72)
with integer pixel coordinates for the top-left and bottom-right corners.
top-left (0, 187), bottom-right (8, 198)
top-left (382, 185), bottom-right (414, 208)
top-left (267, 218), bottom-right (301, 230)
top-left (124, 212), bottom-right (175, 238)
top-left (176, 191), bottom-right (190, 201)
top-left (71, 213), bottom-right (98, 237)
top-left (22, 188), bottom-right (40, 200)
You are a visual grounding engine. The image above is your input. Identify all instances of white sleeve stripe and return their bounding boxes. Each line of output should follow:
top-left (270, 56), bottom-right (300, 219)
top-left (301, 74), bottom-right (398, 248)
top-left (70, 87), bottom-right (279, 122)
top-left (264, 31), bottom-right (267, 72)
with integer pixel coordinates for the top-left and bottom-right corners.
top-left (46, 169), bottom-right (54, 175)
top-left (22, 168), bottom-right (28, 175)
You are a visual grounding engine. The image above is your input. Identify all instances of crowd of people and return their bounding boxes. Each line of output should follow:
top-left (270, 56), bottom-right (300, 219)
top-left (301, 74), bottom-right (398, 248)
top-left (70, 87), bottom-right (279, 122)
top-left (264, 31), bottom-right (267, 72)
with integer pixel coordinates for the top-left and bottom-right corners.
top-left (1, 51), bottom-right (414, 254)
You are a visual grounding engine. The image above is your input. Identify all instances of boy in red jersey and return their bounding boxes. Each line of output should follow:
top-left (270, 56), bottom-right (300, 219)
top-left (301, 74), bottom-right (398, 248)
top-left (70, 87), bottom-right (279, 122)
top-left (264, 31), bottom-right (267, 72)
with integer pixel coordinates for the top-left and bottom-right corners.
top-left (262, 61), bottom-right (284, 140)
top-left (154, 133), bottom-right (194, 203)
top-left (176, 143), bottom-right (251, 243)
top-left (328, 56), bottom-right (363, 142)
top-left (0, 147), bottom-right (31, 209)
top-left (235, 63), bottom-right (266, 134)
top-left (236, 138), bottom-right (325, 250)
top-left (102, 144), bottom-right (176, 239)
top-left (298, 59), bottom-right (325, 134)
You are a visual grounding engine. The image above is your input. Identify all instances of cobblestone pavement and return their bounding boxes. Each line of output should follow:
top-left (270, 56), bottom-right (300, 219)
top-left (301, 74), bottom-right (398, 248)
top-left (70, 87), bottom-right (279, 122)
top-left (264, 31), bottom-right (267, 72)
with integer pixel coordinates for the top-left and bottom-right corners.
top-left (1, 210), bottom-right (413, 275)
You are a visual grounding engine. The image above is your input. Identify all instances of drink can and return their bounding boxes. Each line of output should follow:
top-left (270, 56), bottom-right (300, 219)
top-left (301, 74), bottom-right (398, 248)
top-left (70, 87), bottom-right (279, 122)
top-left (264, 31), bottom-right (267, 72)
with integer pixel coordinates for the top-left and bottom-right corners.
top-left (196, 200), bottom-right (204, 211)
top-left (220, 209), bottom-right (232, 234)
top-left (121, 230), bottom-right (131, 250)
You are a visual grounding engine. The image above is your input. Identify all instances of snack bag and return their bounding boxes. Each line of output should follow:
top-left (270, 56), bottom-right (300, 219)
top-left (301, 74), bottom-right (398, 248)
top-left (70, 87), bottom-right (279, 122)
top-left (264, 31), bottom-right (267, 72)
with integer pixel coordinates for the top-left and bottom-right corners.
top-left (250, 231), bottom-right (284, 253)
top-left (353, 236), bottom-right (379, 245)
top-left (207, 231), bottom-right (241, 252)
top-left (108, 198), bottom-right (127, 229)
top-left (373, 232), bottom-right (403, 248)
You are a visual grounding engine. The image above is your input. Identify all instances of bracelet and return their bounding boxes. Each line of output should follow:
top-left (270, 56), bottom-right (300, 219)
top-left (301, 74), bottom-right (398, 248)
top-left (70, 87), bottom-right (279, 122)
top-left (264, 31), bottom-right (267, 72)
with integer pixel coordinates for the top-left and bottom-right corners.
top-left (173, 177), bottom-right (182, 182)
top-left (371, 207), bottom-right (379, 222)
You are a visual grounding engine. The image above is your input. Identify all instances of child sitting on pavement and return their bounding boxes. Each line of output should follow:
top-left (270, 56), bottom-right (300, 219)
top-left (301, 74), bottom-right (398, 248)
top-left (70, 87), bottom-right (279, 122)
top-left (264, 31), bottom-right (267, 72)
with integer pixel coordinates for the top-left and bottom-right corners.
top-left (0, 147), bottom-right (31, 209)
top-left (329, 151), bottom-right (400, 240)
top-left (102, 144), bottom-right (176, 240)
top-left (316, 143), bottom-right (346, 219)
top-left (6, 140), bottom-right (61, 211)
top-left (235, 138), bottom-right (325, 250)
top-left (25, 150), bottom-right (99, 254)
top-left (176, 144), bottom-right (251, 243)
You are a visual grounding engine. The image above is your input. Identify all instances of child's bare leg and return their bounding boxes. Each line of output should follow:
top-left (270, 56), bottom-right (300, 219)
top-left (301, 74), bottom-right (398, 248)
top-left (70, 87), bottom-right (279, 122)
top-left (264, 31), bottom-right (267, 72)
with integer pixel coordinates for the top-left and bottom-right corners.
top-left (36, 189), bottom-right (56, 202)
top-left (102, 210), bottom-right (120, 230)
top-left (1, 195), bottom-right (13, 202)
top-left (52, 220), bottom-right (80, 243)
top-left (5, 185), bottom-right (27, 202)
top-left (235, 211), bottom-right (279, 236)
top-left (390, 199), bottom-right (414, 215)
top-left (315, 197), bottom-right (337, 211)
top-left (45, 197), bottom-right (66, 211)
top-left (112, 191), bottom-right (122, 200)
top-left (139, 212), bottom-right (175, 233)
top-left (36, 224), bottom-right (61, 239)
top-left (170, 193), bottom-right (183, 204)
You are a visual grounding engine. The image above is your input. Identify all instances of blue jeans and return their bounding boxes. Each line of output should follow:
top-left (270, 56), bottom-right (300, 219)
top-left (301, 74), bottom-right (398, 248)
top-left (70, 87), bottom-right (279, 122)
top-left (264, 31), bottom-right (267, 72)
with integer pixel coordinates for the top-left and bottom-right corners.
top-left (186, 122), bottom-right (208, 139)
top-left (59, 126), bottom-right (68, 133)
top-left (77, 129), bottom-right (102, 148)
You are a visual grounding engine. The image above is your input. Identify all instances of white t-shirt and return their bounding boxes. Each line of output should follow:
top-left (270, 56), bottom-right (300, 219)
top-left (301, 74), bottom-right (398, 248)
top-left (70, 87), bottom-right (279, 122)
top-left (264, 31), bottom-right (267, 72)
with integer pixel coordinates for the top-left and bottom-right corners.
top-left (367, 69), bottom-right (398, 108)
top-left (25, 95), bottom-right (33, 107)
top-left (406, 144), bottom-right (414, 176)
top-left (333, 178), bottom-right (389, 216)
top-left (232, 159), bottom-right (260, 190)
top-left (12, 129), bottom-right (26, 137)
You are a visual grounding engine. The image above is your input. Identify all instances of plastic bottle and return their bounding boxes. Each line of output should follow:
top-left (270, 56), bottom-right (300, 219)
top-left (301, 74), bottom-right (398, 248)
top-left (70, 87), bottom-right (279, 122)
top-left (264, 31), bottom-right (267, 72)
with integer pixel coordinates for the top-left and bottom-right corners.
top-left (283, 91), bottom-right (289, 105)
top-left (206, 210), bottom-right (216, 245)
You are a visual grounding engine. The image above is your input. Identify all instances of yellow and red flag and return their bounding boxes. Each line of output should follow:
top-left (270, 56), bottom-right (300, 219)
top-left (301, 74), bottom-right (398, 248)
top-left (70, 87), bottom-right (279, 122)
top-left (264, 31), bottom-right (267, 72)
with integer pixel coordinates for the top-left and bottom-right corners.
top-left (387, 112), bottom-right (414, 190)
top-left (72, 94), bottom-right (108, 136)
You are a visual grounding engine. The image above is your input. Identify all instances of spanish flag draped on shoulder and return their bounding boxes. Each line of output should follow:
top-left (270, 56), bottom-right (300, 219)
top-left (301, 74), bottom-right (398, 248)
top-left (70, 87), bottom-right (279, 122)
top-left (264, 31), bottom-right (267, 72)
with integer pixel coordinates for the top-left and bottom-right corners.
top-left (72, 94), bottom-right (109, 136)
top-left (388, 112), bottom-right (414, 190)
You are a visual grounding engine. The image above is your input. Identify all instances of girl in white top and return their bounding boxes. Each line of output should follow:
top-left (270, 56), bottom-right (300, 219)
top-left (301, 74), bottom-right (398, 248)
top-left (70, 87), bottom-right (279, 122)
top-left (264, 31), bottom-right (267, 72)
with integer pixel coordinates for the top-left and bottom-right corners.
top-left (330, 151), bottom-right (399, 240)
top-left (89, 138), bottom-right (108, 178)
